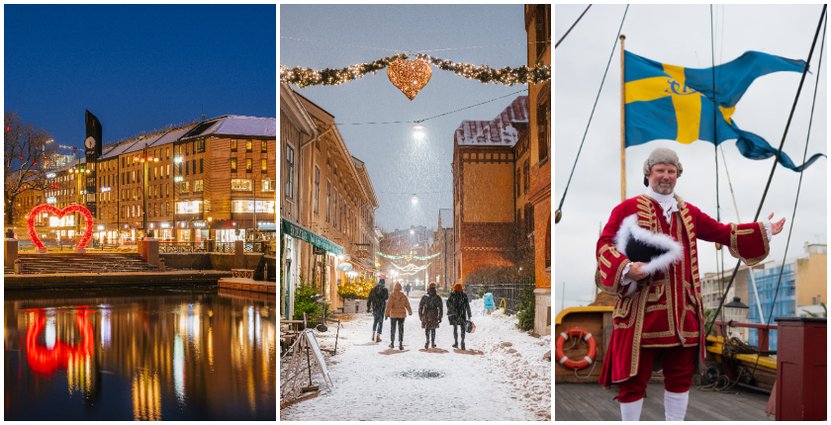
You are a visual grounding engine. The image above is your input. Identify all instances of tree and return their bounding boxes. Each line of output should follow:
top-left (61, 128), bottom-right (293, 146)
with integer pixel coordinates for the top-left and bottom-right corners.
top-left (4, 112), bottom-right (55, 226)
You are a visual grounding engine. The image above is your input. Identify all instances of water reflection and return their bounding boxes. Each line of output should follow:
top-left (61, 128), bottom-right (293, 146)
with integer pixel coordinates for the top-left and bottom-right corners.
top-left (5, 289), bottom-right (276, 420)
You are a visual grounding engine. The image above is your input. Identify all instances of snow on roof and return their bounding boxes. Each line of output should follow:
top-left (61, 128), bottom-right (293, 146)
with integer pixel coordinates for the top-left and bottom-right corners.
top-left (98, 115), bottom-right (273, 159)
top-left (192, 115), bottom-right (276, 138)
top-left (455, 96), bottom-right (529, 146)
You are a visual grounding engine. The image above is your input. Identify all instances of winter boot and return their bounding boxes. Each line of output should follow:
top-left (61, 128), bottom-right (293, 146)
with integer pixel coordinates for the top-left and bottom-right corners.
top-left (372, 332), bottom-right (376, 342)
top-left (399, 342), bottom-right (404, 350)
top-left (620, 398), bottom-right (644, 421)
top-left (425, 340), bottom-right (429, 350)
top-left (664, 390), bottom-right (689, 421)
top-left (376, 334), bottom-right (382, 343)
top-left (388, 341), bottom-right (394, 349)
top-left (452, 342), bottom-right (458, 349)
top-left (460, 342), bottom-right (465, 351)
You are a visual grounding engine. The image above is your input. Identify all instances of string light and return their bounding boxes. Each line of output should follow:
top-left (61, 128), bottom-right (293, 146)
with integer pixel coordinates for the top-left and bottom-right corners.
top-left (280, 53), bottom-right (550, 88)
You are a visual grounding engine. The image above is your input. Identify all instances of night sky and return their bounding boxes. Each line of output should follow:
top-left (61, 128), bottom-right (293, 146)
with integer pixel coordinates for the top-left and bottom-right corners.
top-left (5, 4), bottom-right (276, 148)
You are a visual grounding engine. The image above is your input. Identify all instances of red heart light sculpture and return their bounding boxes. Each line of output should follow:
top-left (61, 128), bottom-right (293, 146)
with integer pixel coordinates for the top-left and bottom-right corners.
top-left (27, 204), bottom-right (94, 252)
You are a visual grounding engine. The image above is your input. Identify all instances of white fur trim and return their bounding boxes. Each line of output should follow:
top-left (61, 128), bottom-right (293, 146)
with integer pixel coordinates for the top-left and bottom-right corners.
top-left (614, 214), bottom-right (683, 276)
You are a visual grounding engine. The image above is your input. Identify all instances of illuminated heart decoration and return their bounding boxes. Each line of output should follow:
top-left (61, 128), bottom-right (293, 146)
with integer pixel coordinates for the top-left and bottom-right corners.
top-left (27, 204), bottom-right (94, 252)
top-left (387, 59), bottom-right (432, 100)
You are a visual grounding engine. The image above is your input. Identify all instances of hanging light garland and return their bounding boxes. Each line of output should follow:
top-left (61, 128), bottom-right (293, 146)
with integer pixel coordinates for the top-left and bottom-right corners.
top-left (280, 53), bottom-right (550, 90)
top-left (414, 54), bottom-right (550, 85)
top-left (377, 252), bottom-right (440, 261)
top-left (280, 53), bottom-right (408, 88)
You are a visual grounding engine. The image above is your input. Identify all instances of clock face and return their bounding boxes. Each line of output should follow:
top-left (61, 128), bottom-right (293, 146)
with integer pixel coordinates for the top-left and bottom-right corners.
top-left (85, 137), bottom-right (96, 149)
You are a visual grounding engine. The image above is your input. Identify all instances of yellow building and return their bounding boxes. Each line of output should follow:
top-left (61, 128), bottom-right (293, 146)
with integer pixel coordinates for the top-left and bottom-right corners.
top-left (20, 115), bottom-right (276, 247)
top-left (452, 96), bottom-right (530, 284)
top-left (796, 243), bottom-right (827, 307)
top-left (291, 92), bottom-right (379, 313)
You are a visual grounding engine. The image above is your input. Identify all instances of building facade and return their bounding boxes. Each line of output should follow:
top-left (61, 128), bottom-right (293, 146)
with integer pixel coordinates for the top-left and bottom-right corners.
top-left (431, 208), bottom-right (455, 292)
top-left (525, 3), bottom-right (552, 336)
top-left (18, 115), bottom-right (276, 248)
top-left (452, 96), bottom-right (530, 286)
top-left (292, 92), bottom-right (379, 314)
top-left (280, 84), bottom-right (318, 320)
top-left (745, 244), bottom-right (827, 351)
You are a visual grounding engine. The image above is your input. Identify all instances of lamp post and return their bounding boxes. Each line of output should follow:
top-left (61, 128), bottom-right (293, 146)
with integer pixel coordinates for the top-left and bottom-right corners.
top-left (134, 143), bottom-right (159, 239)
top-left (173, 154), bottom-right (184, 241)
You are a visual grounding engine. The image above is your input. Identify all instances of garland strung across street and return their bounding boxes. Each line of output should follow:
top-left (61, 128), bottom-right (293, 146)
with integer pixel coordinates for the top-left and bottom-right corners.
top-left (390, 262), bottom-right (430, 273)
top-left (377, 251), bottom-right (440, 261)
top-left (280, 53), bottom-right (550, 99)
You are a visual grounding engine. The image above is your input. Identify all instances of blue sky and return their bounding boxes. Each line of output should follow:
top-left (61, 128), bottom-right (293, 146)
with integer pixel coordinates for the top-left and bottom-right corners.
top-left (5, 4), bottom-right (276, 147)
top-left (281, 4), bottom-right (530, 231)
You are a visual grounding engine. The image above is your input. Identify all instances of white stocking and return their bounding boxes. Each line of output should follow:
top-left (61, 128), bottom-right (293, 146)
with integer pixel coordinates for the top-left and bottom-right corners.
top-left (620, 398), bottom-right (644, 421)
top-left (664, 390), bottom-right (689, 421)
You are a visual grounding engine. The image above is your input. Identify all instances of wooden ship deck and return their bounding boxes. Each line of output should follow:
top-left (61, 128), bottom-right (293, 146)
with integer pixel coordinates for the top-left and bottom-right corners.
top-left (555, 382), bottom-right (772, 421)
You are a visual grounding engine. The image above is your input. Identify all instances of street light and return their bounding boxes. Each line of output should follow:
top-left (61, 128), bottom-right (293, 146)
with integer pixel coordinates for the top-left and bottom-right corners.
top-left (134, 144), bottom-right (159, 238)
top-left (410, 194), bottom-right (419, 206)
top-left (173, 155), bottom-right (183, 241)
top-left (412, 124), bottom-right (427, 143)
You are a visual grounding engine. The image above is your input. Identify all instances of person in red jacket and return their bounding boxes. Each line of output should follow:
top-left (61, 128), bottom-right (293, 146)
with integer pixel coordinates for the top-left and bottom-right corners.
top-left (595, 147), bottom-right (784, 421)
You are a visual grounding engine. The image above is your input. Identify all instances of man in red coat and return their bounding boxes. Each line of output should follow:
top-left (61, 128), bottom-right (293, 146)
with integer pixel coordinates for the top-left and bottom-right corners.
top-left (595, 148), bottom-right (784, 421)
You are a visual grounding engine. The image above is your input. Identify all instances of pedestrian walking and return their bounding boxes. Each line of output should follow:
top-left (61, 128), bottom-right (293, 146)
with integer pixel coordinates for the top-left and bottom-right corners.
top-left (446, 283), bottom-right (472, 350)
top-left (418, 283), bottom-right (443, 349)
top-left (384, 282), bottom-right (412, 350)
top-left (367, 278), bottom-right (389, 343)
top-left (404, 283), bottom-right (411, 296)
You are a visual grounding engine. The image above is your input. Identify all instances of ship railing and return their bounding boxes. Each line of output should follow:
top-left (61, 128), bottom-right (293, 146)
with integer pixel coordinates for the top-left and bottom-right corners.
top-left (712, 320), bottom-right (778, 353)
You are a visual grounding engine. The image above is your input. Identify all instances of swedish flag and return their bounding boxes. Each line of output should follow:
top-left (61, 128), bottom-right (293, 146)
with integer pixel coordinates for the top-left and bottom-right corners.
top-left (625, 50), bottom-right (824, 172)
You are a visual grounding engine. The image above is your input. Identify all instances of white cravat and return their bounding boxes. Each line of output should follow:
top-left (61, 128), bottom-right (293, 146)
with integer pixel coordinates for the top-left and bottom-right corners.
top-left (645, 186), bottom-right (678, 223)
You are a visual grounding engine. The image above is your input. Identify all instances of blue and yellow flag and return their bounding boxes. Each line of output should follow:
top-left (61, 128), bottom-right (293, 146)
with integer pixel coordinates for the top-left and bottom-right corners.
top-left (624, 50), bottom-right (824, 172)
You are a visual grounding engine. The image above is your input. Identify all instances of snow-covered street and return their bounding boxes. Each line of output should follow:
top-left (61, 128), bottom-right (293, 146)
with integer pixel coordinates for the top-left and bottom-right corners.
top-left (281, 294), bottom-right (551, 421)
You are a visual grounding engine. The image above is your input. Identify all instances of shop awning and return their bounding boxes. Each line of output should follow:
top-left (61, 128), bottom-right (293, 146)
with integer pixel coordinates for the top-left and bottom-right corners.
top-left (281, 218), bottom-right (344, 255)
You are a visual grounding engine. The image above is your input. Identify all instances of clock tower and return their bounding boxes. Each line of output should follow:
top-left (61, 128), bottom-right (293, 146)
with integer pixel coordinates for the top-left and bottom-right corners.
top-left (84, 110), bottom-right (102, 218)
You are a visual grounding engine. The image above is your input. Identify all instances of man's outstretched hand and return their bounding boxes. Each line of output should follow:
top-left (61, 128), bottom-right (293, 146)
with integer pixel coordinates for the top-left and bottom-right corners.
top-left (767, 213), bottom-right (786, 235)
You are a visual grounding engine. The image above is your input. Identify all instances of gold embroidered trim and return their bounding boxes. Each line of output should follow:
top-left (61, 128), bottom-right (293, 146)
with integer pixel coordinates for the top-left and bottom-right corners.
top-left (646, 304), bottom-right (668, 313)
top-left (599, 255), bottom-right (612, 268)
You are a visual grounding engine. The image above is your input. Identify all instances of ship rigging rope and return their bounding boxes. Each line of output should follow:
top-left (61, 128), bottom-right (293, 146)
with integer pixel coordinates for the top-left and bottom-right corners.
top-left (555, 4), bottom-right (630, 224)
top-left (554, 5), bottom-right (592, 49)
top-left (747, 9), bottom-right (827, 382)
top-left (705, 4), bottom-right (827, 345)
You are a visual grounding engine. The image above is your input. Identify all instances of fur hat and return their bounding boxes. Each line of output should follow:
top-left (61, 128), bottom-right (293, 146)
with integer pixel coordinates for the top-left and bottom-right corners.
top-left (453, 283), bottom-right (463, 293)
top-left (642, 147), bottom-right (683, 186)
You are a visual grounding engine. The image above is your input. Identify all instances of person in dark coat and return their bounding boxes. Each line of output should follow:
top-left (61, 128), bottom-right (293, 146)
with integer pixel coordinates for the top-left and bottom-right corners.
top-left (418, 283), bottom-right (443, 349)
top-left (367, 279), bottom-right (389, 342)
top-left (446, 283), bottom-right (472, 350)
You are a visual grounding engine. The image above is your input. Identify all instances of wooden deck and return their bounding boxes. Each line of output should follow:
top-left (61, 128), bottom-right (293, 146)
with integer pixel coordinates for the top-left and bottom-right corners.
top-left (555, 382), bottom-right (772, 421)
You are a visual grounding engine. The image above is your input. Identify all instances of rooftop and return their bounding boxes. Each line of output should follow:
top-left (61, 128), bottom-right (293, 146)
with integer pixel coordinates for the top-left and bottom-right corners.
top-left (454, 96), bottom-right (529, 146)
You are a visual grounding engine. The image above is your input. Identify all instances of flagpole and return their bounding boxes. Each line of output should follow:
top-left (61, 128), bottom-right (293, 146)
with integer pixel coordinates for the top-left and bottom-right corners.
top-left (619, 34), bottom-right (627, 202)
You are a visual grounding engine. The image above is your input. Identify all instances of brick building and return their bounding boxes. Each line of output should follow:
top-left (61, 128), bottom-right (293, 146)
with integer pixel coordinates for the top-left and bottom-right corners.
top-left (525, 4), bottom-right (552, 336)
top-left (451, 96), bottom-right (530, 285)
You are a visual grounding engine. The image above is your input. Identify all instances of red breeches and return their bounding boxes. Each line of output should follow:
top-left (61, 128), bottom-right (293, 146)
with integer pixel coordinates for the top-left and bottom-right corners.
top-left (616, 345), bottom-right (698, 403)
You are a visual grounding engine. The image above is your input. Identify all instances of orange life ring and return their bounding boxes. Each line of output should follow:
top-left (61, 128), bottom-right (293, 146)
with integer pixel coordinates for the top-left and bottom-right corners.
top-left (555, 327), bottom-right (597, 370)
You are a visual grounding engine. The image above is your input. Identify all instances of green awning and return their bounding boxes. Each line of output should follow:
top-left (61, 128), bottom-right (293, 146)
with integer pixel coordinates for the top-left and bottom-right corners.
top-left (281, 219), bottom-right (344, 255)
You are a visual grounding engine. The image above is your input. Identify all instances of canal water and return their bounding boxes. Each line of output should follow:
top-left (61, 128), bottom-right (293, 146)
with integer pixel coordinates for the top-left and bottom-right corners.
top-left (4, 288), bottom-right (276, 420)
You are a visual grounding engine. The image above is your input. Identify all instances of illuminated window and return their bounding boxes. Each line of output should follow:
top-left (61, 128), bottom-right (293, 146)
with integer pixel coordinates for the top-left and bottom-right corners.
top-left (231, 140), bottom-right (238, 152)
top-left (246, 140), bottom-right (253, 153)
top-left (193, 180), bottom-right (203, 193)
top-left (231, 178), bottom-right (252, 191)
top-left (246, 158), bottom-right (253, 173)
top-left (230, 158), bottom-right (237, 172)
top-left (261, 158), bottom-right (267, 173)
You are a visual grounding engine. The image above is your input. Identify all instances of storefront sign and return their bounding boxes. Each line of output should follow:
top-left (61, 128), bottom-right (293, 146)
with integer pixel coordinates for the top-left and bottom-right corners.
top-left (281, 219), bottom-right (344, 255)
